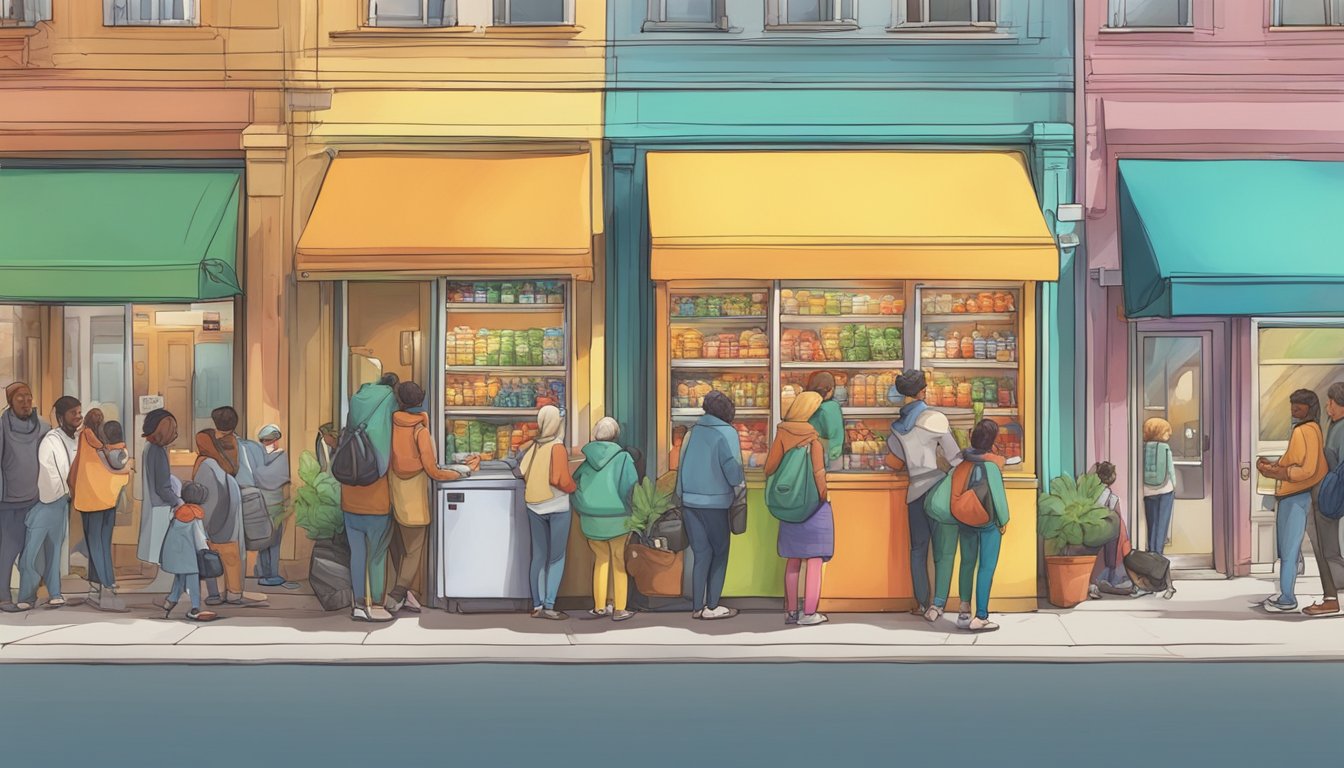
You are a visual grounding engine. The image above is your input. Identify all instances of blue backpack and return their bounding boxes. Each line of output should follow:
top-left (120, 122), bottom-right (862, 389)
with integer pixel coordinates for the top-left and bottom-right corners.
top-left (1319, 461), bottom-right (1344, 520)
top-left (1143, 442), bottom-right (1171, 487)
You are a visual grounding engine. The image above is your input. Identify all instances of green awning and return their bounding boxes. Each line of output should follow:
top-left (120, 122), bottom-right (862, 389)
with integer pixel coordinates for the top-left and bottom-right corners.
top-left (1120, 159), bottom-right (1344, 318)
top-left (0, 167), bottom-right (241, 302)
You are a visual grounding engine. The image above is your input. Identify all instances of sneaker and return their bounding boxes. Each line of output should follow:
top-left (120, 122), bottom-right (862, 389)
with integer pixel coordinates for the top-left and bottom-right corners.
top-left (12, 602), bottom-right (32, 612)
top-left (909, 604), bottom-right (928, 617)
top-left (257, 577), bottom-right (287, 588)
top-left (797, 613), bottom-right (829, 626)
top-left (205, 595), bottom-right (224, 607)
top-left (1088, 584), bottom-right (1102, 601)
top-left (352, 606), bottom-right (373, 622)
top-left (956, 613), bottom-right (972, 630)
top-left (968, 617), bottom-right (1000, 633)
top-left (700, 606), bottom-right (738, 620)
top-left (225, 591), bottom-right (269, 607)
top-left (384, 596), bottom-right (405, 614)
top-left (588, 606), bottom-right (612, 618)
top-left (186, 608), bottom-right (218, 622)
top-left (1304, 599), bottom-right (1341, 617)
top-left (1100, 580), bottom-right (1134, 596)
top-left (367, 605), bottom-right (395, 623)
top-left (0, 603), bottom-right (23, 613)
top-left (1263, 598), bottom-right (1299, 613)
top-left (923, 606), bottom-right (944, 623)
top-left (46, 597), bottom-right (66, 608)
top-left (403, 591), bottom-right (424, 613)
top-left (691, 610), bottom-right (703, 619)
top-left (540, 609), bottom-right (568, 621)
top-left (785, 612), bottom-right (799, 625)
top-left (612, 610), bottom-right (636, 622)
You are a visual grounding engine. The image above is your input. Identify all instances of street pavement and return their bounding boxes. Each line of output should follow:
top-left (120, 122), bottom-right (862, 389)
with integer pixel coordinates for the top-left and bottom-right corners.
top-left (0, 661), bottom-right (1336, 767)
top-left (2, 570), bottom-right (1343, 664)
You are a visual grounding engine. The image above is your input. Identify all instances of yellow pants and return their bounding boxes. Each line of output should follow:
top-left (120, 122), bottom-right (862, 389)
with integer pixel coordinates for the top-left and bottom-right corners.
top-left (587, 537), bottom-right (629, 613)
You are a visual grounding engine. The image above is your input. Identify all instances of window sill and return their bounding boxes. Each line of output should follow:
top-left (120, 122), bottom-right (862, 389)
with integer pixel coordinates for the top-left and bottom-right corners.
top-left (886, 26), bottom-right (1012, 40)
top-left (1098, 26), bottom-right (1195, 34)
top-left (484, 24), bottom-right (583, 38)
top-left (1268, 25), bottom-right (1344, 32)
top-left (764, 22), bottom-right (860, 32)
top-left (0, 24), bottom-right (41, 36)
top-left (330, 26), bottom-right (476, 41)
top-left (641, 21), bottom-right (736, 33)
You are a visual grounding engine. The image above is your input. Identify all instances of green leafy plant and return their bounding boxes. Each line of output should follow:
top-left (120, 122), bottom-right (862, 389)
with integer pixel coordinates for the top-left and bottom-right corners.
top-left (625, 473), bottom-right (678, 539)
top-left (1037, 473), bottom-right (1118, 557)
top-left (294, 450), bottom-right (343, 541)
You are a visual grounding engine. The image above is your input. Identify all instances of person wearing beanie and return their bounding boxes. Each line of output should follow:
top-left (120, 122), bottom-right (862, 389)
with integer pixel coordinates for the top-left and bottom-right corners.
top-left (0, 382), bottom-right (47, 610)
top-left (11, 396), bottom-right (81, 611)
top-left (243, 423), bottom-right (298, 589)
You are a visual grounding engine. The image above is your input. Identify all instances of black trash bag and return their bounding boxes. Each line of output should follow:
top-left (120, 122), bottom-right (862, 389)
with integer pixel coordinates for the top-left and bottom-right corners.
top-left (309, 532), bottom-right (353, 612)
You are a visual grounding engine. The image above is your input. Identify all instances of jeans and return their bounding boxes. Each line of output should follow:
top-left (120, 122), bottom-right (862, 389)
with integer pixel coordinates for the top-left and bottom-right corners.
top-left (168, 573), bottom-right (201, 610)
top-left (958, 524), bottom-right (1002, 620)
top-left (907, 494), bottom-right (934, 609)
top-left (527, 510), bottom-right (570, 610)
top-left (18, 499), bottom-right (66, 604)
top-left (1276, 491), bottom-right (1312, 605)
top-left (0, 506), bottom-right (31, 604)
top-left (81, 508), bottom-right (116, 588)
top-left (930, 521), bottom-right (960, 610)
top-left (254, 520), bottom-right (285, 581)
top-left (587, 536), bottom-right (629, 613)
top-left (684, 506), bottom-right (731, 613)
top-left (1144, 492), bottom-right (1175, 555)
top-left (344, 512), bottom-right (392, 607)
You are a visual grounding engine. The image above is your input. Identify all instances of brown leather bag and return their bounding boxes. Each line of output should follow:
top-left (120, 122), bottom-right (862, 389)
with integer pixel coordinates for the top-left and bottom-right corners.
top-left (625, 538), bottom-right (684, 597)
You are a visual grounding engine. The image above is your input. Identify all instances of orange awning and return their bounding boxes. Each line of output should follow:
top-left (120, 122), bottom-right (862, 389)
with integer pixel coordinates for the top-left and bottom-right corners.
top-left (297, 152), bottom-right (593, 281)
top-left (647, 151), bottom-right (1058, 282)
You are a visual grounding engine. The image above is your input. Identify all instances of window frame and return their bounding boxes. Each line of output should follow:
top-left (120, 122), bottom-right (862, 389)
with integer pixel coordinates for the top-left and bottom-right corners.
top-left (766, 0), bottom-right (860, 29)
top-left (367, 0), bottom-right (458, 28)
top-left (643, 0), bottom-right (730, 32)
top-left (0, 0), bottom-right (51, 27)
top-left (892, 0), bottom-right (997, 29)
top-left (1273, 0), bottom-right (1344, 26)
top-left (104, 0), bottom-right (200, 27)
top-left (492, 0), bottom-right (575, 26)
top-left (1105, 0), bottom-right (1193, 29)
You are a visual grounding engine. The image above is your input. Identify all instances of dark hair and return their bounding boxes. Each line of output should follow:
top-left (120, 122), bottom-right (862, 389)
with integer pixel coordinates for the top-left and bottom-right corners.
top-left (970, 419), bottom-right (999, 453)
top-left (895, 370), bottom-right (927, 398)
top-left (1291, 389), bottom-right (1321, 425)
top-left (702, 390), bottom-right (736, 424)
top-left (142, 408), bottom-right (174, 438)
top-left (805, 371), bottom-right (835, 399)
top-left (397, 381), bottom-right (425, 410)
top-left (103, 421), bottom-right (124, 444)
top-left (1329, 382), bottom-right (1344, 409)
top-left (211, 406), bottom-right (239, 433)
top-left (181, 482), bottom-right (208, 505)
top-left (53, 395), bottom-right (80, 419)
top-left (379, 373), bottom-right (401, 388)
top-left (1094, 461), bottom-right (1117, 486)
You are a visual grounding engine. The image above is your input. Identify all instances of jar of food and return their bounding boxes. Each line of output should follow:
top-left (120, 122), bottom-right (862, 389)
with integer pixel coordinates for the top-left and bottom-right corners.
top-left (519, 283), bottom-right (536, 304)
top-left (880, 294), bottom-right (896, 315)
top-left (960, 333), bottom-right (975, 360)
top-left (934, 334), bottom-right (947, 359)
top-left (973, 332), bottom-right (987, 360)
top-left (893, 298), bottom-right (905, 315)
top-left (998, 381), bottom-right (1012, 408)
top-left (946, 332), bottom-right (962, 359)
top-left (971, 378), bottom-right (985, 404)
top-left (473, 284), bottom-right (488, 303)
top-left (983, 378), bottom-right (997, 406)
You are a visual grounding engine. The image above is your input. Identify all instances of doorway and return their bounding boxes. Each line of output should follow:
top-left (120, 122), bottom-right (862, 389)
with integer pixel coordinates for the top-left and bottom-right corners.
top-left (1134, 323), bottom-right (1230, 571)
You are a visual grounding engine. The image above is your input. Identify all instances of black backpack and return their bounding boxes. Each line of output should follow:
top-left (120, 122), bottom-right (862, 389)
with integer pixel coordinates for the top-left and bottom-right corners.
top-left (330, 390), bottom-right (392, 487)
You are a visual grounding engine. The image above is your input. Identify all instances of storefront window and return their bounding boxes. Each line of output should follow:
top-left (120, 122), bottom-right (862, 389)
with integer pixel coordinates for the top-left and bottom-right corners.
top-left (1258, 326), bottom-right (1344, 442)
top-left (131, 302), bottom-right (235, 449)
top-left (62, 307), bottom-right (128, 423)
top-left (0, 305), bottom-right (40, 392)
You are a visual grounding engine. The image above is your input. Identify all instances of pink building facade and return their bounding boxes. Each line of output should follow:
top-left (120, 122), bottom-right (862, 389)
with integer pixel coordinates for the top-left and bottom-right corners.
top-left (1082, 1), bottom-right (1344, 578)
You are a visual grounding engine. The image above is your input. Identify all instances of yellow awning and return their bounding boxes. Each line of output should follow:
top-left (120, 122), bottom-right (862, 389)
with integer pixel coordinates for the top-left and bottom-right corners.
top-left (297, 152), bottom-right (593, 281)
top-left (648, 151), bottom-right (1058, 282)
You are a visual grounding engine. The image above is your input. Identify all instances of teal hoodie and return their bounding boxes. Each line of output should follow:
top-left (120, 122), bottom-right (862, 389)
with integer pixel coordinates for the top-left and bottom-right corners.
top-left (573, 441), bottom-right (637, 541)
top-left (347, 382), bottom-right (397, 477)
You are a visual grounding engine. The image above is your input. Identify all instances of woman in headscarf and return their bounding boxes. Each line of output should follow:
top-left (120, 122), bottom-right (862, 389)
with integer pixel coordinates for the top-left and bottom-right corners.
top-left (68, 408), bottom-right (131, 611)
top-left (518, 404), bottom-right (576, 620)
top-left (194, 412), bottom-right (267, 607)
top-left (765, 391), bottom-right (833, 626)
top-left (137, 409), bottom-right (181, 568)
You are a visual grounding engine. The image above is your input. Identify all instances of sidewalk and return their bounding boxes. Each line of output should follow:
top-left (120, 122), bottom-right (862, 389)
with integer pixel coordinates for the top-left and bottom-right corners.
top-left (1, 571), bottom-right (1340, 664)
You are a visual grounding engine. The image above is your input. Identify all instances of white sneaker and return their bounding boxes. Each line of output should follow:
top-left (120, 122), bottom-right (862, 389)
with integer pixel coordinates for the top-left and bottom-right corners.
top-left (352, 606), bottom-right (373, 622)
top-left (923, 606), bottom-right (944, 623)
top-left (700, 606), bottom-right (739, 620)
top-left (797, 613), bottom-right (829, 626)
top-left (967, 617), bottom-right (1000, 633)
top-left (956, 613), bottom-right (972, 630)
top-left (368, 605), bottom-right (395, 622)
top-left (404, 591), bottom-right (423, 613)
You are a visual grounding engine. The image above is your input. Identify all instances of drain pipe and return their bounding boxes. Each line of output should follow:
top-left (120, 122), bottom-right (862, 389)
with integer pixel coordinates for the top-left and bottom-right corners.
top-left (1073, 0), bottom-right (1089, 475)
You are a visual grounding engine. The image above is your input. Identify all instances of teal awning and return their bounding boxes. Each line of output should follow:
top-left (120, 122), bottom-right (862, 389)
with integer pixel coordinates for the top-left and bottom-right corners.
top-left (1119, 159), bottom-right (1344, 318)
top-left (0, 167), bottom-right (242, 302)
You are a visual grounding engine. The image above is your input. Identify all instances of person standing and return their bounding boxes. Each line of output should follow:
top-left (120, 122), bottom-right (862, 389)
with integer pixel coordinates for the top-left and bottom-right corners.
top-left (195, 406), bottom-right (267, 607)
top-left (68, 408), bottom-right (131, 611)
top-left (137, 410), bottom-right (182, 571)
top-left (1304, 382), bottom-right (1344, 617)
top-left (12, 396), bottom-right (80, 611)
top-left (342, 373), bottom-right (399, 623)
top-left (952, 420), bottom-right (1010, 633)
top-left (0, 382), bottom-right (46, 611)
top-left (242, 424), bottom-right (296, 589)
top-left (676, 390), bottom-right (746, 620)
top-left (1141, 417), bottom-right (1177, 555)
top-left (1257, 389), bottom-right (1328, 613)
top-left (573, 417), bottom-right (638, 621)
top-left (806, 372), bottom-right (845, 471)
top-left (885, 370), bottom-right (962, 620)
top-left (387, 382), bottom-right (475, 615)
top-left (766, 391), bottom-right (833, 627)
top-left (519, 404), bottom-right (576, 621)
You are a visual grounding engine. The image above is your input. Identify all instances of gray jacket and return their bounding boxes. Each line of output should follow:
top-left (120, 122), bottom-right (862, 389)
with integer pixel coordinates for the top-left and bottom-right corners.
top-left (1327, 418), bottom-right (1344, 471)
top-left (159, 517), bottom-right (207, 575)
top-left (195, 458), bottom-right (241, 543)
top-left (0, 410), bottom-right (47, 510)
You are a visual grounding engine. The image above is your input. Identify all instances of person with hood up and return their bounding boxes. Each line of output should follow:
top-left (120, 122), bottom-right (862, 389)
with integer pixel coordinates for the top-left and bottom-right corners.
top-left (518, 404), bottom-right (577, 620)
top-left (0, 382), bottom-right (47, 611)
top-left (242, 424), bottom-right (297, 589)
top-left (68, 408), bottom-right (131, 611)
top-left (386, 382), bottom-right (476, 615)
top-left (806, 372), bottom-right (845, 471)
top-left (766, 391), bottom-right (833, 626)
top-left (195, 406), bottom-right (267, 608)
top-left (137, 409), bottom-right (182, 569)
top-left (884, 370), bottom-right (963, 621)
top-left (342, 373), bottom-right (399, 623)
top-left (675, 390), bottom-right (746, 620)
top-left (572, 417), bottom-right (638, 622)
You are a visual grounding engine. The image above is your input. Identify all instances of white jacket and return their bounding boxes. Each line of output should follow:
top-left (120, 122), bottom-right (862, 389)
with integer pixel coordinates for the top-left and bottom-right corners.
top-left (888, 408), bottom-right (963, 502)
top-left (37, 428), bottom-right (77, 504)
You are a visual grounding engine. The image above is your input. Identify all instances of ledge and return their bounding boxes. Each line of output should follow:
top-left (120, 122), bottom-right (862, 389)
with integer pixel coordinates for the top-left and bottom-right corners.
top-left (764, 22), bottom-right (860, 32)
top-left (885, 27), bottom-right (1015, 40)
top-left (1267, 25), bottom-right (1344, 32)
top-left (483, 24), bottom-right (583, 38)
top-left (0, 25), bottom-right (41, 37)
top-left (641, 20), bottom-right (737, 33)
top-left (329, 26), bottom-right (476, 41)
top-left (1097, 25), bottom-right (1195, 34)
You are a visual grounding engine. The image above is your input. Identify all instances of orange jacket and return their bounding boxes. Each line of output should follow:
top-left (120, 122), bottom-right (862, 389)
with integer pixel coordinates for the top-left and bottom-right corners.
top-left (390, 412), bottom-right (463, 482)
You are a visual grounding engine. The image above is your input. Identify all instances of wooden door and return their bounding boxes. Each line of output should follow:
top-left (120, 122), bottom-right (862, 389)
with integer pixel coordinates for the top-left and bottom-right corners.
top-left (155, 331), bottom-right (194, 451)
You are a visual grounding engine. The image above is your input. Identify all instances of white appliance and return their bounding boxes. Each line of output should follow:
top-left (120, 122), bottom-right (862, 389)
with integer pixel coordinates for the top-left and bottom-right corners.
top-left (435, 469), bottom-right (531, 603)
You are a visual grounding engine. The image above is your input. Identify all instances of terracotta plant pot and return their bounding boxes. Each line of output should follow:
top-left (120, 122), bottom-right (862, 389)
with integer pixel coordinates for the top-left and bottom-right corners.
top-left (1045, 554), bottom-right (1097, 609)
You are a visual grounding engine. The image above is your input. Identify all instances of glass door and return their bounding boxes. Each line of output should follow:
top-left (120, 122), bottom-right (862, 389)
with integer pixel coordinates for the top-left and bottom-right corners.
top-left (1136, 331), bottom-right (1214, 569)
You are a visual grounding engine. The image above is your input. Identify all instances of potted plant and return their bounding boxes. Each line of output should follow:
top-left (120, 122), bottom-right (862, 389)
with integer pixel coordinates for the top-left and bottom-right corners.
top-left (1038, 473), bottom-right (1119, 608)
top-left (625, 473), bottom-right (678, 543)
top-left (624, 474), bottom-right (684, 598)
top-left (294, 450), bottom-right (351, 611)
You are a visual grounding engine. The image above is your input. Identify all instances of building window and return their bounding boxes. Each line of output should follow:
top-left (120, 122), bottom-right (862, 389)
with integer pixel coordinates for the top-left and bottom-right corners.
top-left (1275, 0), bottom-right (1344, 25)
top-left (645, 0), bottom-right (729, 30)
top-left (493, 0), bottom-right (572, 25)
top-left (0, 0), bottom-right (51, 27)
top-left (1106, 0), bottom-right (1191, 28)
top-left (898, 0), bottom-right (995, 26)
top-left (369, 0), bottom-right (455, 27)
top-left (767, 0), bottom-right (858, 27)
top-left (104, 0), bottom-right (198, 26)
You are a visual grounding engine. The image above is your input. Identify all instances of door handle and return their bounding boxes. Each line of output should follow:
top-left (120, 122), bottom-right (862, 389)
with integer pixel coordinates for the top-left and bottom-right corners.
top-left (1240, 464), bottom-right (1251, 481)
top-left (1203, 434), bottom-right (1211, 453)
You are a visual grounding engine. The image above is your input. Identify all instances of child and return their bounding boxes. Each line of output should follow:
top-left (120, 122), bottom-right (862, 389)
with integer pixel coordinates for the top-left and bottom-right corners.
top-left (159, 482), bottom-right (217, 622)
top-left (101, 420), bottom-right (129, 471)
top-left (1090, 461), bottom-right (1134, 599)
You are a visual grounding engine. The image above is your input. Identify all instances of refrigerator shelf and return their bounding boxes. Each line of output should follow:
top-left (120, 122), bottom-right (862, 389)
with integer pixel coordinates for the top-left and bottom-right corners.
top-left (671, 407), bottom-right (770, 419)
top-left (921, 360), bottom-right (1018, 370)
top-left (445, 303), bottom-right (565, 313)
top-left (780, 314), bottom-right (904, 325)
top-left (921, 313), bottom-right (1015, 324)
top-left (445, 365), bottom-right (566, 375)
top-left (445, 407), bottom-right (544, 418)
top-left (670, 359), bottom-right (770, 369)
top-left (780, 360), bottom-right (904, 370)
top-left (669, 315), bottom-right (769, 324)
